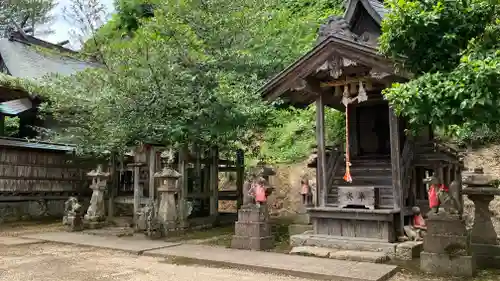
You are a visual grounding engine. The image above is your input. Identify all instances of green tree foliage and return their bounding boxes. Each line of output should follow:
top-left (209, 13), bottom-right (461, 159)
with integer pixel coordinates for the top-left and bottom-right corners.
top-left (380, 0), bottom-right (500, 143)
top-left (38, 0), bottom-right (346, 160)
top-left (0, 0), bottom-right (56, 36)
top-left (257, 106), bottom-right (345, 163)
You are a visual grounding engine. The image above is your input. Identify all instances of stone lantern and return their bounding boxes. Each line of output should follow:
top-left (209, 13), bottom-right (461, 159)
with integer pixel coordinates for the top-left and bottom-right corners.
top-left (462, 167), bottom-right (500, 269)
top-left (84, 164), bottom-right (110, 228)
top-left (154, 166), bottom-right (181, 232)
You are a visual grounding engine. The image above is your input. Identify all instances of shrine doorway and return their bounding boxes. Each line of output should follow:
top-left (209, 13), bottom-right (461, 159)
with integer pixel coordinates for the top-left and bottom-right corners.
top-left (356, 103), bottom-right (390, 156)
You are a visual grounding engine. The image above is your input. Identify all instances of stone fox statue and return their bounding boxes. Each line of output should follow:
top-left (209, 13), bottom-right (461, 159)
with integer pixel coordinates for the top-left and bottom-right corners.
top-left (423, 174), bottom-right (461, 215)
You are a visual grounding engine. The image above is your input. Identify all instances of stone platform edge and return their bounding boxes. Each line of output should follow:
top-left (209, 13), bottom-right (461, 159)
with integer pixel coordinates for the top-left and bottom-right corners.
top-left (143, 251), bottom-right (399, 281)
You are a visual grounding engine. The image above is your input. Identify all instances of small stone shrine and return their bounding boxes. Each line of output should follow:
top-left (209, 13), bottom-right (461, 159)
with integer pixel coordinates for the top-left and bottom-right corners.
top-left (63, 197), bottom-right (84, 232)
top-left (420, 174), bottom-right (475, 277)
top-left (462, 167), bottom-right (500, 269)
top-left (84, 165), bottom-right (110, 229)
top-left (289, 176), bottom-right (314, 236)
top-left (231, 163), bottom-right (275, 251)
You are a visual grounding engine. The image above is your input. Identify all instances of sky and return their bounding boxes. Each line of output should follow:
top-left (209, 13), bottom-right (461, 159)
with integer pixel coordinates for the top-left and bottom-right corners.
top-left (37, 0), bottom-right (115, 49)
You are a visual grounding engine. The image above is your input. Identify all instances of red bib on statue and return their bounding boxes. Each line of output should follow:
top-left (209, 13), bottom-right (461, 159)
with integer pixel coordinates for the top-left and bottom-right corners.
top-left (428, 185), bottom-right (439, 208)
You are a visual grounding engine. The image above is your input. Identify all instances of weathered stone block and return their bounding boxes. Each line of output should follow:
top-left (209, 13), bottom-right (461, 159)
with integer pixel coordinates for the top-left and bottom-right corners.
top-left (395, 241), bottom-right (423, 261)
top-left (288, 224), bottom-right (313, 236)
top-left (425, 214), bottom-right (467, 236)
top-left (290, 246), bottom-right (331, 257)
top-left (420, 251), bottom-right (476, 277)
top-left (234, 221), bottom-right (271, 237)
top-left (423, 234), bottom-right (470, 255)
top-left (329, 250), bottom-right (390, 263)
top-left (231, 235), bottom-right (273, 250)
top-left (237, 207), bottom-right (268, 222)
top-left (290, 234), bottom-right (397, 255)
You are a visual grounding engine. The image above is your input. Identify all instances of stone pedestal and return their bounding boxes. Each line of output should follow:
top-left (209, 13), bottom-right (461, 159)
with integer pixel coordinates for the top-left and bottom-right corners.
top-left (420, 213), bottom-right (475, 277)
top-left (154, 166), bottom-right (181, 235)
top-left (462, 168), bottom-right (500, 269)
top-left (289, 204), bottom-right (313, 236)
top-left (63, 197), bottom-right (84, 232)
top-left (84, 165), bottom-right (110, 229)
top-left (231, 205), bottom-right (273, 250)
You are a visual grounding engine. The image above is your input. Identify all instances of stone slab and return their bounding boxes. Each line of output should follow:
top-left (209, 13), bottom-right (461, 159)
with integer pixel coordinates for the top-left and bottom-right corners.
top-left (420, 251), bottom-right (475, 277)
top-left (234, 221), bottom-right (271, 237)
top-left (0, 237), bottom-right (44, 246)
top-left (423, 234), bottom-right (470, 255)
top-left (21, 232), bottom-right (181, 254)
top-left (291, 234), bottom-right (398, 255)
top-left (329, 250), bottom-right (390, 263)
top-left (395, 241), bottom-right (423, 261)
top-left (288, 224), bottom-right (313, 236)
top-left (290, 246), bottom-right (331, 257)
top-left (231, 235), bottom-right (273, 250)
top-left (144, 244), bottom-right (399, 281)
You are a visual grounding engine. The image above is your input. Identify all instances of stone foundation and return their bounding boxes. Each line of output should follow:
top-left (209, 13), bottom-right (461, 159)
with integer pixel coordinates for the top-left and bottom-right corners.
top-left (421, 252), bottom-right (476, 277)
top-left (0, 199), bottom-right (90, 223)
top-left (395, 241), bottom-right (423, 261)
top-left (472, 243), bottom-right (500, 269)
top-left (231, 206), bottom-right (273, 251)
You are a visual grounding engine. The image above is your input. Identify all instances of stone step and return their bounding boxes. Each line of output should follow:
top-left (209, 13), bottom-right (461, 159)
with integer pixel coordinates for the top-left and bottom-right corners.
top-left (290, 246), bottom-right (390, 263)
top-left (108, 216), bottom-right (134, 228)
top-left (291, 234), bottom-right (398, 255)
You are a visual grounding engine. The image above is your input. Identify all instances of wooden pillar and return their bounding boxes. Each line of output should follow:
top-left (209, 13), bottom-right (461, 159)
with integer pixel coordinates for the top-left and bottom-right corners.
top-left (349, 106), bottom-right (358, 157)
top-left (148, 147), bottom-right (156, 200)
top-left (107, 152), bottom-right (117, 220)
top-left (210, 147), bottom-right (219, 217)
top-left (236, 149), bottom-right (244, 209)
top-left (316, 93), bottom-right (327, 207)
top-left (177, 148), bottom-right (188, 227)
top-left (388, 106), bottom-right (403, 234)
top-left (132, 164), bottom-right (142, 223)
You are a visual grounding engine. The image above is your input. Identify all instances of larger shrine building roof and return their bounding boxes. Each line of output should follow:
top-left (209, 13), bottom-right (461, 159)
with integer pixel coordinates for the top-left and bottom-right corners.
top-left (260, 0), bottom-right (407, 110)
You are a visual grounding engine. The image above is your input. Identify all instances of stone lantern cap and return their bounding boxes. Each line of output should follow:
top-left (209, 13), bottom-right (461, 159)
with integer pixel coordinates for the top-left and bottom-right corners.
top-left (255, 161), bottom-right (276, 177)
top-left (154, 166), bottom-right (181, 179)
top-left (87, 165), bottom-right (110, 179)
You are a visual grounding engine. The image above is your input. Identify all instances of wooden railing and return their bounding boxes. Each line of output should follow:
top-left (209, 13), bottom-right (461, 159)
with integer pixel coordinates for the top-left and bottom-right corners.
top-left (325, 145), bottom-right (343, 205)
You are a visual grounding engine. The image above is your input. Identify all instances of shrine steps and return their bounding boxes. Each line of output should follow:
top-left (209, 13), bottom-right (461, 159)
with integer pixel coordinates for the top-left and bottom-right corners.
top-left (290, 234), bottom-right (423, 264)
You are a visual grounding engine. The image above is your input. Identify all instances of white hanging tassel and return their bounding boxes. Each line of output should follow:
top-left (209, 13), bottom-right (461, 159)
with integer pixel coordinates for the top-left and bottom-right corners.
top-left (357, 80), bottom-right (368, 103)
top-left (341, 84), bottom-right (350, 107)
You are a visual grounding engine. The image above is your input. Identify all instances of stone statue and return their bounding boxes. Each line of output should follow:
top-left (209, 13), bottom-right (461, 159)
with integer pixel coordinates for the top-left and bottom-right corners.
top-left (143, 200), bottom-right (162, 239)
top-left (245, 164), bottom-right (275, 208)
top-left (404, 206), bottom-right (427, 241)
top-left (63, 197), bottom-right (84, 231)
top-left (423, 175), bottom-right (461, 215)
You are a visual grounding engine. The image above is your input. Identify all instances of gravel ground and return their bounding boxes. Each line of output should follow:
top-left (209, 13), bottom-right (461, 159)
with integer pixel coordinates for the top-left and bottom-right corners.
top-left (0, 243), bottom-right (314, 281)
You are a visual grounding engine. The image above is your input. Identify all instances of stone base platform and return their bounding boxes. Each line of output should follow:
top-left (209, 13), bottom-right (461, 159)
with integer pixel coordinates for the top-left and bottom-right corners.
top-left (291, 234), bottom-right (423, 262)
top-left (290, 246), bottom-right (390, 263)
top-left (420, 251), bottom-right (475, 277)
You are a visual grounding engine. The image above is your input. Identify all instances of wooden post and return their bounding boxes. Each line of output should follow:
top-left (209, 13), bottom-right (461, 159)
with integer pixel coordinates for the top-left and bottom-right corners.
top-left (389, 106), bottom-right (404, 235)
top-left (210, 147), bottom-right (219, 217)
top-left (236, 149), bottom-right (244, 209)
top-left (107, 152), bottom-right (117, 220)
top-left (0, 114), bottom-right (5, 136)
top-left (316, 93), bottom-right (327, 207)
top-left (178, 148), bottom-right (188, 227)
top-left (148, 147), bottom-right (156, 200)
top-left (132, 164), bottom-right (141, 223)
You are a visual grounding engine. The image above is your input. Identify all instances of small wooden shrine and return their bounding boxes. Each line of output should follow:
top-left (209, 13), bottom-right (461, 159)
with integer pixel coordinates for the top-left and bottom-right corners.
top-left (260, 0), bottom-right (463, 243)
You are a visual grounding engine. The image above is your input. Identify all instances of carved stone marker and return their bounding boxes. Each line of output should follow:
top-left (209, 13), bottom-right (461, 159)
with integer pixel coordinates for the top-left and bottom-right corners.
top-left (462, 167), bottom-right (500, 269)
top-left (63, 197), bottom-right (84, 232)
top-left (338, 186), bottom-right (377, 209)
top-left (420, 212), bottom-right (475, 277)
top-left (232, 163), bottom-right (275, 251)
top-left (231, 205), bottom-right (273, 250)
top-left (154, 166), bottom-right (181, 234)
top-left (84, 165), bottom-right (110, 229)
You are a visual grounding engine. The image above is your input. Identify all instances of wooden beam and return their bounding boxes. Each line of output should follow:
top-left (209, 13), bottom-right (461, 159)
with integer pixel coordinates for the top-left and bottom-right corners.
top-left (388, 106), bottom-right (404, 235)
top-left (210, 147), bottom-right (219, 217)
top-left (177, 148), bottom-right (188, 227)
top-left (316, 93), bottom-right (327, 207)
top-left (148, 147), bottom-right (156, 201)
top-left (235, 149), bottom-right (244, 209)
